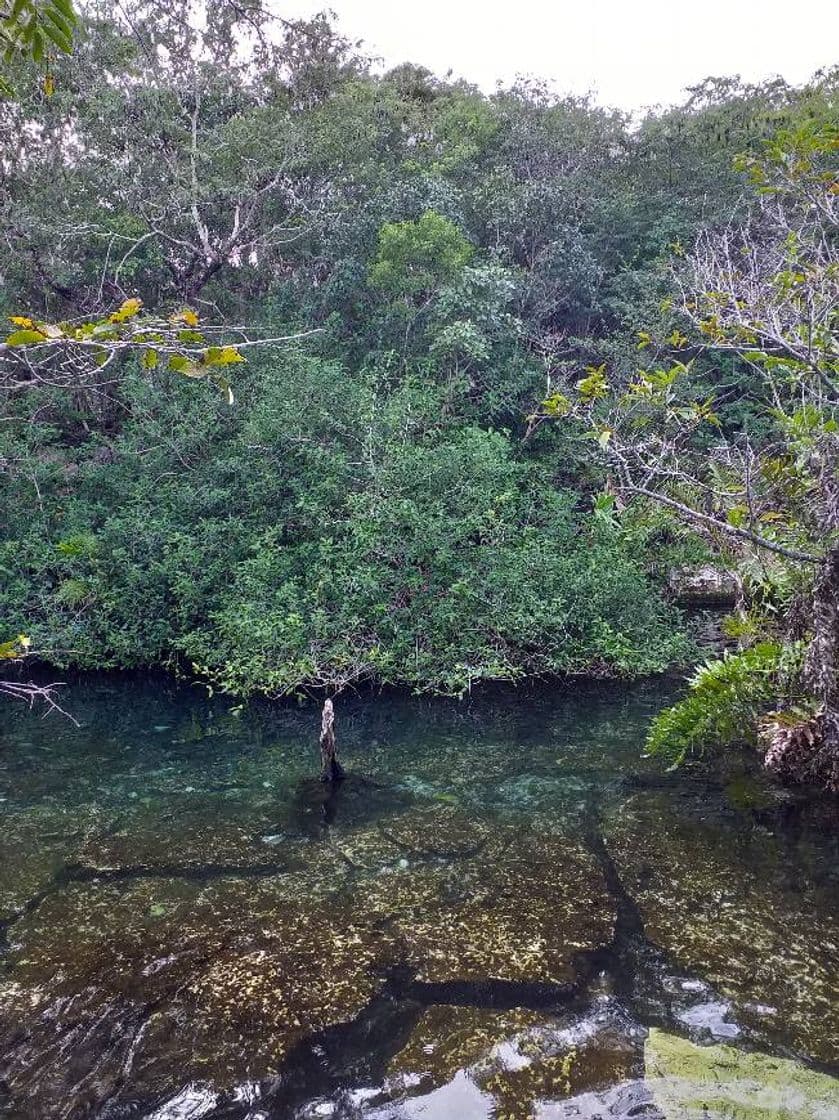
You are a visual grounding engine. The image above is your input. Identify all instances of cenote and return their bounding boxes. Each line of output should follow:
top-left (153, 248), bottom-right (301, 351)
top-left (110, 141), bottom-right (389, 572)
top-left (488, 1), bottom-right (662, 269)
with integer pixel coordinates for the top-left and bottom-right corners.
top-left (1, 674), bottom-right (838, 1120)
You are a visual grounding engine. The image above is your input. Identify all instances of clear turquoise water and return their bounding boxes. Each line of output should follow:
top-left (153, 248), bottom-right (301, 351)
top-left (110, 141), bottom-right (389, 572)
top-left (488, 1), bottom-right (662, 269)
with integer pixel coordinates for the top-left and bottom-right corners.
top-left (1, 673), bottom-right (837, 1119)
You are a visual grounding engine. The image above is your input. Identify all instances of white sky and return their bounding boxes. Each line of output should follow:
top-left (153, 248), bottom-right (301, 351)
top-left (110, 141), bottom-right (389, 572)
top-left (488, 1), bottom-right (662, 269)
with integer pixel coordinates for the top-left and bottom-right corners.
top-left (271, 0), bottom-right (839, 111)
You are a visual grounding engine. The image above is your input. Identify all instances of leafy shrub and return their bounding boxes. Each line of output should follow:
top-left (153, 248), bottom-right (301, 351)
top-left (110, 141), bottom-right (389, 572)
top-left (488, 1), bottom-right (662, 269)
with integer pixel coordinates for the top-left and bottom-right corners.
top-left (0, 352), bottom-right (691, 696)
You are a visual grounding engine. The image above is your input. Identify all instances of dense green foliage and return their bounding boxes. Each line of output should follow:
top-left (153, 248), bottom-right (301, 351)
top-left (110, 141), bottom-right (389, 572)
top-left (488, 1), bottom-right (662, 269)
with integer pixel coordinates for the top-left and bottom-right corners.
top-left (0, 352), bottom-right (691, 695)
top-left (1, 2), bottom-right (836, 698)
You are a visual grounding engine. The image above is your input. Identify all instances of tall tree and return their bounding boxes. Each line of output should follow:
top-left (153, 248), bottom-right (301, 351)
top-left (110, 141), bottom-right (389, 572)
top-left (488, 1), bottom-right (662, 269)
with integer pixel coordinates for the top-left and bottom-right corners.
top-left (564, 121), bottom-right (839, 786)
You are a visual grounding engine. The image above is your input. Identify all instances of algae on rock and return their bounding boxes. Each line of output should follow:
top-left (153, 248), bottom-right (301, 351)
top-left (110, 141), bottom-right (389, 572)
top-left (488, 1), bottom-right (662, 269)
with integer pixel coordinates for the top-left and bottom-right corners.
top-left (646, 1029), bottom-right (839, 1119)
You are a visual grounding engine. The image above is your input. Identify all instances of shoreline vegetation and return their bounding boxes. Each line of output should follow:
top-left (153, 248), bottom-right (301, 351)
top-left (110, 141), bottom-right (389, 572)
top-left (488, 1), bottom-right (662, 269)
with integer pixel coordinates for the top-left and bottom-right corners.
top-left (0, 3), bottom-right (837, 786)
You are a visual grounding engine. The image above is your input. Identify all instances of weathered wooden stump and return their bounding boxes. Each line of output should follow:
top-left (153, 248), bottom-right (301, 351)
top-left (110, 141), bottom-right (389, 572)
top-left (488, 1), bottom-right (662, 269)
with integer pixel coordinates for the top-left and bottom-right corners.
top-left (319, 697), bottom-right (345, 783)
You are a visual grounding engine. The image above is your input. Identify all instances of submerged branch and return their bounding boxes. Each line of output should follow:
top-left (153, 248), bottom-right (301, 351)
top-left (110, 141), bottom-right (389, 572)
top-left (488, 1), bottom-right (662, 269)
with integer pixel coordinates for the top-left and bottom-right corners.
top-left (0, 679), bottom-right (79, 724)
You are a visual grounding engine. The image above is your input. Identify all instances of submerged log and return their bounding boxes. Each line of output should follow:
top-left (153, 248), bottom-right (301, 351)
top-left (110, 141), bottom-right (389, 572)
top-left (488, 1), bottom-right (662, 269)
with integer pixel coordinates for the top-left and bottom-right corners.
top-left (319, 698), bottom-right (345, 783)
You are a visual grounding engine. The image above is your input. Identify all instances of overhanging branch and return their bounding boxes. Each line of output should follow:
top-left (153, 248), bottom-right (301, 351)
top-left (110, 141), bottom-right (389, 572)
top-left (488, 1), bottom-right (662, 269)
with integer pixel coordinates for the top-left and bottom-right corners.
top-left (626, 484), bottom-right (820, 564)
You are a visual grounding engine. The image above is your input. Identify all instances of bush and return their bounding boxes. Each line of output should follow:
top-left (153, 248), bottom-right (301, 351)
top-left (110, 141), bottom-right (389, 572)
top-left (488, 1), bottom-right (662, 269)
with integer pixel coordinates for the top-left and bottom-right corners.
top-left (0, 351), bottom-right (690, 696)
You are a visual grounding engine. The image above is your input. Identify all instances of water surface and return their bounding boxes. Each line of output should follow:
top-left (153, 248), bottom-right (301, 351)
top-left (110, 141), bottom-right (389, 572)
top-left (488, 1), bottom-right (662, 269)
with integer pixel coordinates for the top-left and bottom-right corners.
top-left (1, 674), bottom-right (837, 1119)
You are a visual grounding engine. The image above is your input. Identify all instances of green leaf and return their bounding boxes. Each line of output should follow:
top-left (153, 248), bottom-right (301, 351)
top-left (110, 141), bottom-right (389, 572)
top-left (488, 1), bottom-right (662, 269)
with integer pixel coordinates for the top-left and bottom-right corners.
top-left (576, 364), bottom-right (609, 403)
top-left (52, 0), bottom-right (76, 22)
top-left (541, 392), bottom-right (571, 417)
top-left (169, 353), bottom-right (204, 378)
top-left (5, 328), bottom-right (46, 345)
top-left (203, 345), bottom-right (246, 366)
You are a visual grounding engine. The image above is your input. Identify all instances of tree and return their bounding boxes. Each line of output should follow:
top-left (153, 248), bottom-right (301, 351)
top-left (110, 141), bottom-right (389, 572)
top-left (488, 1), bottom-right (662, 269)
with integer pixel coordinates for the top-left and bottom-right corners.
top-left (0, 0), bottom-right (75, 95)
top-left (369, 210), bottom-right (474, 299)
top-left (558, 122), bottom-right (839, 786)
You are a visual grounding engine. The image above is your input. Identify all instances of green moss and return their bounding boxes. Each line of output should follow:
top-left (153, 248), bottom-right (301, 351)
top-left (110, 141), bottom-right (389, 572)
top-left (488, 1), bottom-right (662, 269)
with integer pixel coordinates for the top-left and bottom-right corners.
top-left (646, 1029), bottom-right (839, 1118)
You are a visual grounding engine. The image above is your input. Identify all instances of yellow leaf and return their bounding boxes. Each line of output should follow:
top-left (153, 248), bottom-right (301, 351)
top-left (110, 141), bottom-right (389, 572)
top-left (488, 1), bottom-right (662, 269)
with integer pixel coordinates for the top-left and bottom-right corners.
top-left (44, 74), bottom-right (55, 97)
top-left (110, 298), bottom-right (142, 323)
top-left (541, 392), bottom-right (571, 417)
top-left (17, 634), bottom-right (31, 650)
top-left (176, 308), bottom-right (200, 328)
top-left (9, 316), bottom-right (34, 328)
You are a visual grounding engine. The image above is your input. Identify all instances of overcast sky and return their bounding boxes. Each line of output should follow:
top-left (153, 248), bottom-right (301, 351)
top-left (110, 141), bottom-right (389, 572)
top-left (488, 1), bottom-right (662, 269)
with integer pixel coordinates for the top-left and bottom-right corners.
top-left (272, 0), bottom-right (838, 111)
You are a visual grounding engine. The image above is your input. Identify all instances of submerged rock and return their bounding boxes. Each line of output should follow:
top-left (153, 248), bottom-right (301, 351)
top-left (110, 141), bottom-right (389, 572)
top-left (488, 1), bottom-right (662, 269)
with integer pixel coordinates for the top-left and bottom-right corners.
top-left (356, 827), bottom-right (616, 985)
top-left (604, 792), bottom-right (839, 1065)
top-left (0, 871), bottom-right (394, 1113)
top-left (377, 803), bottom-right (495, 859)
top-left (75, 801), bottom-right (287, 876)
top-left (0, 803), bottom-right (109, 923)
top-left (334, 803), bottom-right (499, 871)
top-left (645, 1028), bottom-right (839, 1119)
top-left (0, 802), bottom-right (619, 1117)
top-left (182, 896), bottom-right (397, 1075)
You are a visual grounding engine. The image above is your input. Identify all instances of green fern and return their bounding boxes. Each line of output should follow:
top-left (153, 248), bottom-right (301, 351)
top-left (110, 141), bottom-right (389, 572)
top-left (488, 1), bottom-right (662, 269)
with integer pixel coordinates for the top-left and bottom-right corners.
top-left (646, 642), bottom-right (796, 767)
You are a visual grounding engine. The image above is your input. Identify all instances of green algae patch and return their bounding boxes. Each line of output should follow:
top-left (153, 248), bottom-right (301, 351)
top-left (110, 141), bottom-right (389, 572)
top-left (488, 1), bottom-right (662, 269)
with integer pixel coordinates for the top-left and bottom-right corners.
top-left (356, 828), bottom-right (615, 984)
top-left (605, 793), bottom-right (839, 1065)
top-left (646, 1029), bottom-right (839, 1119)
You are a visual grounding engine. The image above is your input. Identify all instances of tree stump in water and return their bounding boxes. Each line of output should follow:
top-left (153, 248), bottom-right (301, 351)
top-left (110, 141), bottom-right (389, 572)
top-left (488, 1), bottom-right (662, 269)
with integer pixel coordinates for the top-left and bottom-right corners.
top-left (319, 698), bottom-right (345, 783)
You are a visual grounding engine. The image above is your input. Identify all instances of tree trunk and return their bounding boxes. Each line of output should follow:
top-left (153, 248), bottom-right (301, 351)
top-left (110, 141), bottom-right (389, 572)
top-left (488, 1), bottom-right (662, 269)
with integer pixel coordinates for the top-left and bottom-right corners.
top-left (805, 546), bottom-right (839, 783)
top-left (767, 547), bottom-right (839, 791)
top-left (319, 698), bottom-right (345, 783)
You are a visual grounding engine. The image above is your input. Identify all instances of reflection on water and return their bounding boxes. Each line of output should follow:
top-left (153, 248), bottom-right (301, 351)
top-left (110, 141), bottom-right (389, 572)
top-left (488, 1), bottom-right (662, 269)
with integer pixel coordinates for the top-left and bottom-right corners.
top-left (0, 673), bottom-right (837, 1119)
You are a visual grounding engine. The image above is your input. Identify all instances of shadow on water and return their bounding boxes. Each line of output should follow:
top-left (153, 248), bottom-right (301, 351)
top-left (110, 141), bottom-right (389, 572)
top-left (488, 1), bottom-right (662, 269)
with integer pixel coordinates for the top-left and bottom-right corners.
top-left (0, 671), bottom-right (837, 1119)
